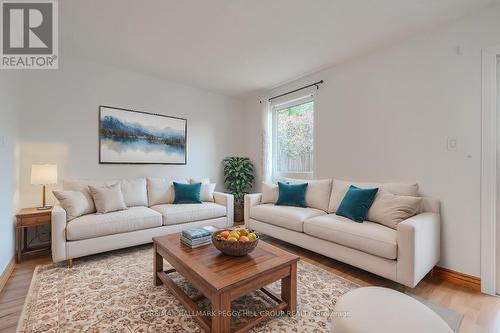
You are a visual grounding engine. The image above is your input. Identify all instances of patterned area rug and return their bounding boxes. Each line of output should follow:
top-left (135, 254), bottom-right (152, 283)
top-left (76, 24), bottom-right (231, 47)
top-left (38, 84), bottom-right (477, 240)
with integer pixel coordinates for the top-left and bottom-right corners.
top-left (17, 245), bottom-right (358, 332)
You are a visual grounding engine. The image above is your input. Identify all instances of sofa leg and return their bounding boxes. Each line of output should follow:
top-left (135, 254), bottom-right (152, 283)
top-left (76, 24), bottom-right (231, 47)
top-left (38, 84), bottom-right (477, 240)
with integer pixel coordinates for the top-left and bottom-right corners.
top-left (67, 258), bottom-right (73, 268)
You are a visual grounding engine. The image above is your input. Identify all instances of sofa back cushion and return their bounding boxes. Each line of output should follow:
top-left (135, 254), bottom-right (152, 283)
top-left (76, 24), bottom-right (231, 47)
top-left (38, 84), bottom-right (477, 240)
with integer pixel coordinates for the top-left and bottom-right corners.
top-left (188, 178), bottom-right (210, 184)
top-left (189, 178), bottom-right (215, 202)
top-left (418, 197), bottom-right (440, 214)
top-left (261, 182), bottom-right (279, 204)
top-left (116, 178), bottom-right (148, 207)
top-left (147, 178), bottom-right (176, 206)
top-left (147, 178), bottom-right (214, 205)
top-left (284, 178), bottom-right (332, 212)
top-left (328, 179), bottom-right (419, 213)
top-left (200, 183), bottom-right (216, 202)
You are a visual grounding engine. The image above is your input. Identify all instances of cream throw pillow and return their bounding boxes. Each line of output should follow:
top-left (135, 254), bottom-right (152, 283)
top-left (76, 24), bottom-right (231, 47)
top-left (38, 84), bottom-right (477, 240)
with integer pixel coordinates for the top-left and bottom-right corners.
top-left (200, 183), bottom-right (216, 202)
top-left (88, 184), bottom-right (127, 214)
top-left (53, 190), bottom-right (92, 221)
top-left (63, 179), bottom-right (99, 214)
top-left (261, 182), bottom-right (278, 203)
top-left (366, 190), bottom-right (422, 229)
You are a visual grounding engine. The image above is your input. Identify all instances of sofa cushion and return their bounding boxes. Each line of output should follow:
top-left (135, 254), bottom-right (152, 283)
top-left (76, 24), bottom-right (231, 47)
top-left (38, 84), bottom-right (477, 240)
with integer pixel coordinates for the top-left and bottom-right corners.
top-left (200, 183), bottom-right (216, 202)
top-left (328, 179), bottom-right (419, 213)
top-left (117, 178), bottom-right (148, 207)
top-left (147, 178), bottom-right (190, 206)
top-left (188, 178), bottom-right (210, 184)
top-left (261, 182), bottom-right (279, 204)
top-left (66, 207), bottom-right (162, 241)
top-left (151, 203), bottom-right (226, 226)
top-left (284, 178), bottom-right (332, 212)
top-left (304, 214), bottom-right (397, 259)
top-left (249, 204), bottom-right (326, 232)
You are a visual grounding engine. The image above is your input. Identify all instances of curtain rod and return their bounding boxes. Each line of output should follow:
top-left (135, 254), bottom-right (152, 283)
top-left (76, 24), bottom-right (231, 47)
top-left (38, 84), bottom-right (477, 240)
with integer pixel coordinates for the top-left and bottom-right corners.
top-left (265, 80), bottom-right (324, 103)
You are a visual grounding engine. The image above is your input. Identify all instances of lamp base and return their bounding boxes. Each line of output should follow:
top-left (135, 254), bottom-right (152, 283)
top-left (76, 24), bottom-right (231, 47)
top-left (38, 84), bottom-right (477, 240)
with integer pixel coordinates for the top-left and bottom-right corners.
top-left (36, 206), bottom-right (53, 211)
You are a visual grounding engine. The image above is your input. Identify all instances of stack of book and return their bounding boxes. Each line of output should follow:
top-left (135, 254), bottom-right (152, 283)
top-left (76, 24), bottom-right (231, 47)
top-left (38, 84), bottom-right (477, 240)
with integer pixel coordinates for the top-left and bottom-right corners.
top-left (181, 226), bottom-right (217, 248)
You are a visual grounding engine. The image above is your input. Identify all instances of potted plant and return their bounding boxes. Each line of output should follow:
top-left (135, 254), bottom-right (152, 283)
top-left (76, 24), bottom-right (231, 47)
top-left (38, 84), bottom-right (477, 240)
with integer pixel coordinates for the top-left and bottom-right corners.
top-left (223, 157), bottom-right (254, 222)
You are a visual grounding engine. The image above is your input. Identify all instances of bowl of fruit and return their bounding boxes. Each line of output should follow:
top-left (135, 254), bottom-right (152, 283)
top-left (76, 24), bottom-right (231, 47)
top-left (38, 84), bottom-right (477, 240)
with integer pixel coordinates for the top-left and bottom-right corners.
top-left (212, 227), bottom-right (259, 256)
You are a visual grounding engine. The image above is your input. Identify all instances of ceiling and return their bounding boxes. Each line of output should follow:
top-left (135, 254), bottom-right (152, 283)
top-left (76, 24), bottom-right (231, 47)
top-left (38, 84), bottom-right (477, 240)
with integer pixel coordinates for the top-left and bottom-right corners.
top-left (60, 0), bottom-right (496, 97)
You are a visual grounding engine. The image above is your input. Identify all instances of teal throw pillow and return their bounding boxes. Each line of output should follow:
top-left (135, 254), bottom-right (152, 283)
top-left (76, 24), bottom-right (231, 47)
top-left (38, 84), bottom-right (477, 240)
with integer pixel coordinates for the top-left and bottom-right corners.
top-left (173, 182), bottom-right (202, 204)
top-left (275, 181), bottom-right (308, 208)
top-left (336, 185), bottom-right (378, 222)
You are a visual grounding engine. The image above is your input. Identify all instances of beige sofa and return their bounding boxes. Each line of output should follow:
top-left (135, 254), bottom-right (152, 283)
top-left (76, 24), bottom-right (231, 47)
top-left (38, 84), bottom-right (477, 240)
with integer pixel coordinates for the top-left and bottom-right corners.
top-left (244, 179), bottom-right (440, 288)
top-left (52, 178), bottom-right (234, 264)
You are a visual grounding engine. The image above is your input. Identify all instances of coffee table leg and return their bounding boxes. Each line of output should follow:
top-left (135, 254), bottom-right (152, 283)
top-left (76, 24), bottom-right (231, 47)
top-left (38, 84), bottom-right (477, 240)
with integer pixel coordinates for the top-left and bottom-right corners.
top-left (281, 261), bottom-right (297, 316)
top-left (212, 293), bottom-right (231, 333)
top-left (153, 243), bottom-right (162, 286)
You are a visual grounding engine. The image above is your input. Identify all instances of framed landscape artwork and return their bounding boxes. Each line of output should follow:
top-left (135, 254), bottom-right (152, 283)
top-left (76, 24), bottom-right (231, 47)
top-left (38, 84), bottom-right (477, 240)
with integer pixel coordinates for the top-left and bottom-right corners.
top-left (99, 106), bottom-right (187, 164)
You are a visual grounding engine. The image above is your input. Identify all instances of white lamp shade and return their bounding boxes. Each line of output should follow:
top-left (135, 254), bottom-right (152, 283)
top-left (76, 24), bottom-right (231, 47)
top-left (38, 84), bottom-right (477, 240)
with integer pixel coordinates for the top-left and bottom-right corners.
top-left (31, 164), bottom-right (58, 185)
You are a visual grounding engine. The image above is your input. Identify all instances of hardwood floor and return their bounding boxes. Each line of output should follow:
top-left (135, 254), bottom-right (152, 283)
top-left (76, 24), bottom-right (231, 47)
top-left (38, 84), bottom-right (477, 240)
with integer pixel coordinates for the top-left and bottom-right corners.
top-left (0, 255), bottom-right (51, 333)
top-left (1, 238), bottom-right (500, 333)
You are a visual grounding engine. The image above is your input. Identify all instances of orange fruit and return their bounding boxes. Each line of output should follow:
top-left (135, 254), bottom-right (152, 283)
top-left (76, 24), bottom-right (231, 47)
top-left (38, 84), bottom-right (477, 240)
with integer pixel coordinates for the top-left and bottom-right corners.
top-left (239, 236), bottom-right (249, 243)
top-left (220, 230), bottom-right (230, 238)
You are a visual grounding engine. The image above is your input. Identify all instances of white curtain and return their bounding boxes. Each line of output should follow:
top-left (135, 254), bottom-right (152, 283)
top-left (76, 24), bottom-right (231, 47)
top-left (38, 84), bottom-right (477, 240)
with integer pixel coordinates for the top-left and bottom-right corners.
top-left (261, 100), bottom-right (273, 183)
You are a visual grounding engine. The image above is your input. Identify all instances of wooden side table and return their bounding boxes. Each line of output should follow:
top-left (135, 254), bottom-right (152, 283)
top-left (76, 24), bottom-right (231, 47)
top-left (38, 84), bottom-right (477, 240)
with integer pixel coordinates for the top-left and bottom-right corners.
top-left (16, 208), bottom-right (52, 263)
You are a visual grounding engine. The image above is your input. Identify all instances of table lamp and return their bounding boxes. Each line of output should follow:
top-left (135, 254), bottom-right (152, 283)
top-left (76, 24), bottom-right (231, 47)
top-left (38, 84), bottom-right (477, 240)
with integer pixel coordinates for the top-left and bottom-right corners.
top-left (31, 164), bottom-right (58, 210)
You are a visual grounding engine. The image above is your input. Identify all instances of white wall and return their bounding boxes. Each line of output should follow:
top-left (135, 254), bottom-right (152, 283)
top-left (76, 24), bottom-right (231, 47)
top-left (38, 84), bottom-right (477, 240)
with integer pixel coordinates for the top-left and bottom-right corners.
top-left (243, 3), bottom-right (500, 277)
top-left (0, 73), bottom-right (20, 274)
top-left (17, 57), bottom-right (244, 208)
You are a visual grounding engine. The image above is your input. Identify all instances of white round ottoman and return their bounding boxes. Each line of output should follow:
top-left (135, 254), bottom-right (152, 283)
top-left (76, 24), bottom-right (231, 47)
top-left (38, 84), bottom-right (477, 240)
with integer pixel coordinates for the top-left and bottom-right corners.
top-left (332, 287), bottom-right (453, 333)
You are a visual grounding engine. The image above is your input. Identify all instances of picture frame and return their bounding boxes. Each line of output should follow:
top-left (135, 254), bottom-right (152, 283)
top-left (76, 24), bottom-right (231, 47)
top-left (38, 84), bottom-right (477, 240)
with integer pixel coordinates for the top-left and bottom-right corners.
top-left (99, 105), bottom-right (187, 165)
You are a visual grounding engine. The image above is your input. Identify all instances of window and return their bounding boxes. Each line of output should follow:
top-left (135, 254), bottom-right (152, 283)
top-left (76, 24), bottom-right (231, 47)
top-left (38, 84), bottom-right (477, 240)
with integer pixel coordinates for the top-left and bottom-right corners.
top-left (272, 97), bottom-right (314, 179)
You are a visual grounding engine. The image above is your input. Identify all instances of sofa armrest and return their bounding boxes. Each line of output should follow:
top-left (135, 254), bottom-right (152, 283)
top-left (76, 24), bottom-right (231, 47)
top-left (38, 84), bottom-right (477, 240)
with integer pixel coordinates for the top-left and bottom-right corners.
top-left (244, 193), bottom-right (262, 227)
top-left (51, 204), bottom-right (67, 263)
top-left (214, 192), bottom-right (234, 227)
top-left (397, 212), bottom-right (440, 288)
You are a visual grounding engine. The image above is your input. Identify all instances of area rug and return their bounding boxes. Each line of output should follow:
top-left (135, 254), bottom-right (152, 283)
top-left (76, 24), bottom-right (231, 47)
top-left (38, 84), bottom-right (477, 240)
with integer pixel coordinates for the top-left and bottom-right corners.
top-left (16, 245), bottom-right (358, 332)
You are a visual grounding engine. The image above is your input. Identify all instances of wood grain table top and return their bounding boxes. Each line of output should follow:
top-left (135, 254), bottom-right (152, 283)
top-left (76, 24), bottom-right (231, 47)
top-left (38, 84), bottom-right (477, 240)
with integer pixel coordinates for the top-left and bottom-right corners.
top-left (16, 208), bottom-right (52, 218)
top-left (153, 233), bottom-right (299, 292)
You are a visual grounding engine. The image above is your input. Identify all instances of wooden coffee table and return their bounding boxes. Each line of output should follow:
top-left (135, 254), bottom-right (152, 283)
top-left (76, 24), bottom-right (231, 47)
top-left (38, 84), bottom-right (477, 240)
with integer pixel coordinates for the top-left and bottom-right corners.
top-left (153, 233), bottom-right (299, 333)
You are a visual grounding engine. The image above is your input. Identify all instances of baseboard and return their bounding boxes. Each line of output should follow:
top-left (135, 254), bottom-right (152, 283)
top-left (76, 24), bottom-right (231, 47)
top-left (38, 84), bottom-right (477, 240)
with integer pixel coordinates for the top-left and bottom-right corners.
top-left (0, 257), bottom-right (16, 293)
top-left (432, 266), bottom-right (481, 291)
